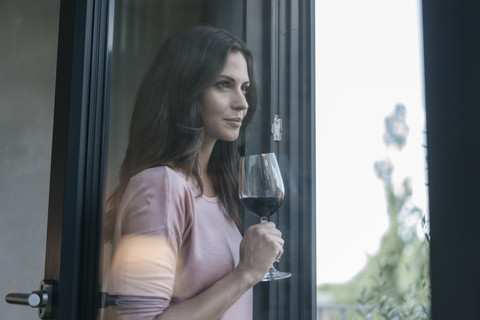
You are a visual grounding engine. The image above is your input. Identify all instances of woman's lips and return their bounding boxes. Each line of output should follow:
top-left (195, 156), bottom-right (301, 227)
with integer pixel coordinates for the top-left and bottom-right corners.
top-left (225, 118), bottom-right (243, 127)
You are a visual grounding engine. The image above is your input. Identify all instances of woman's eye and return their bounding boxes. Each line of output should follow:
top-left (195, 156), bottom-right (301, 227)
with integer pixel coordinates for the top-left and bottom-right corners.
top-left (242, 86), bottom-right (249, 95)
top-left (216, 81), bottom-right (230, 89)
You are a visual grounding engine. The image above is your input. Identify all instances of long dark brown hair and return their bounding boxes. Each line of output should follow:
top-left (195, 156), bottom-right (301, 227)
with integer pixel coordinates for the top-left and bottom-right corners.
top-left (103, 26), bottom-right (257, 241)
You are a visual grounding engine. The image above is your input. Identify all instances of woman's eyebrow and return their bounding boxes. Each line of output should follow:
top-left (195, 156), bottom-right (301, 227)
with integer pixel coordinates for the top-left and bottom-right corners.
top-left (218, 75), bottom-right (250, 84)
top-left (217, 75), bottom-right (235, 81)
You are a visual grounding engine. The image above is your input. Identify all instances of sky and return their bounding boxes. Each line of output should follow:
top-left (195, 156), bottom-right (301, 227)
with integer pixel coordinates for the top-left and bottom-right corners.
top-left (315, 0), bottom-right (427, 285)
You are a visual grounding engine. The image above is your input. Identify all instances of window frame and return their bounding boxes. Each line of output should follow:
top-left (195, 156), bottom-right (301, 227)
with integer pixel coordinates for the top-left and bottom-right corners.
top-left (422, 0), bottom-right (480, 318)
top-left (244, 1), bottom-right (316, 319)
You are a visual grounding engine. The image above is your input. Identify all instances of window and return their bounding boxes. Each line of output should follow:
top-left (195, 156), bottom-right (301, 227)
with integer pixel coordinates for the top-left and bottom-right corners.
top-left (315, 1), bottom-right (430, 318)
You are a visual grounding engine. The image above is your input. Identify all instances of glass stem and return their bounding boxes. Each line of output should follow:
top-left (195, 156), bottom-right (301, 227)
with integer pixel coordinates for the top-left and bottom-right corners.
top-left (260, 217), bottom-right (268, 223)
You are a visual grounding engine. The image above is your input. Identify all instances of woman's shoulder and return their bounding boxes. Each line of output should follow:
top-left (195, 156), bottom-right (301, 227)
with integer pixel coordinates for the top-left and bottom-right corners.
top-left (126, 166), bottom-right (193, 197)
top-left (131, 166), bottom-right (186, 185)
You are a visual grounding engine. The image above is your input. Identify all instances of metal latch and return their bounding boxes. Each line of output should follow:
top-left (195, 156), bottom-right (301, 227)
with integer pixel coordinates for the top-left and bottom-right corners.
top-left (271, 115), bottom-right (282, 141)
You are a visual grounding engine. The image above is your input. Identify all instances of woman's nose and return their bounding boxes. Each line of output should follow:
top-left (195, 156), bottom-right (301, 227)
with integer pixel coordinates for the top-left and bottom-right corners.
top-left (232, 89), bottom-right (248, 111)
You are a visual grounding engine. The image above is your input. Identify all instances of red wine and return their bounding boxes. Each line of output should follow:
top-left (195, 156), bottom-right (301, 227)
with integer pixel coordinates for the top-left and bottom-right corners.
top-left (240, 196), bottom-right (283, 218)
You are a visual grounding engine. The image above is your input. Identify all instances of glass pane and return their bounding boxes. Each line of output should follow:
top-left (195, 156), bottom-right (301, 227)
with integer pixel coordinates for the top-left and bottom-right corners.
top-left (98, 1), bottom-right (245, 319)
top-left (315, 1), bottom-right (430, 319)
top-left (1, 1), bottom-right (59, 319)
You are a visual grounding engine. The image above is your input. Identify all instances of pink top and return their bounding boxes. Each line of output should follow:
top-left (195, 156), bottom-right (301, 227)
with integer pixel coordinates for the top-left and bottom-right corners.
top-left (106, 166), bottom-right (252, 320)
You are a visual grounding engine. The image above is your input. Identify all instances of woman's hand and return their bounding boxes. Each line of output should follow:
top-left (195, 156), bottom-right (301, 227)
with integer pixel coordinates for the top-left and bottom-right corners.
top-left (236, 222), bottom-right (284, 284)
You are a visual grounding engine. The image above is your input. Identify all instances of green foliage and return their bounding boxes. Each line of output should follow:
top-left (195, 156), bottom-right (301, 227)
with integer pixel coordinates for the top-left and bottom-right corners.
top-left (355, 242), bottom-right (431, 320)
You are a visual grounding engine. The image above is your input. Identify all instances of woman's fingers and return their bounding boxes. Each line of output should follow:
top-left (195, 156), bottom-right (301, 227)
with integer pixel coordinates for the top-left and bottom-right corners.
top-left (274, 245), bottom-right (284, 262)
top-left (237, 223), bottom-right (287, 283)
top-left (242, 223), bottom-right (285, 264)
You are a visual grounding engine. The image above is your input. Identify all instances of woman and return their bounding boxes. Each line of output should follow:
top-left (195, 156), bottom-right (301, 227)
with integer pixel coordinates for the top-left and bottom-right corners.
top-left (105, 26), bottom-right (284, 320)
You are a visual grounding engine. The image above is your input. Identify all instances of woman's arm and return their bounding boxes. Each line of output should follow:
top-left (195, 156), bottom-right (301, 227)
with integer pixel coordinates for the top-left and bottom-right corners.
top-left (156, 222), bottom-right (284, 320)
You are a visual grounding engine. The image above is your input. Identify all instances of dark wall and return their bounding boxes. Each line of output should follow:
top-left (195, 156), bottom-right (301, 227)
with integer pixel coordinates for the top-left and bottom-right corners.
top-left (423, 0), bottom-right (480, 318)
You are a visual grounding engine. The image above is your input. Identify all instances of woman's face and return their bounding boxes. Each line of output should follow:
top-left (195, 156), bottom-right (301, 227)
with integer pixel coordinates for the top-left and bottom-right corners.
top-left (201, 50), bottom-right (250, 145)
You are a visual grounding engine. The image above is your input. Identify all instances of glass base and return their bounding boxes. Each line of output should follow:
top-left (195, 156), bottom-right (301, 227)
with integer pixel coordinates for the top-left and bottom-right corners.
top-left (261, 266), bottom-right (292, 282)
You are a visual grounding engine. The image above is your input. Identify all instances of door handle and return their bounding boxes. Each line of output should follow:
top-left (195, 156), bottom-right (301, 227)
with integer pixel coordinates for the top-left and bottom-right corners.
top-left (5, 291), bottom-right (47, 307)
top-left (5, 280), bottom-right (56, 319)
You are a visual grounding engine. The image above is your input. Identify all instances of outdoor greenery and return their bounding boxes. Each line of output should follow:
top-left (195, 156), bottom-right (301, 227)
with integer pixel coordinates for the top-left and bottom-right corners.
top-left (317, 104), bottom-right (431, 319)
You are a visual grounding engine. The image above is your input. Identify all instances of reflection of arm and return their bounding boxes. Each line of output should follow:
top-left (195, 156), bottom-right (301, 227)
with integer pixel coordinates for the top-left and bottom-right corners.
top-left (108, 235), bottom-right (177, 298)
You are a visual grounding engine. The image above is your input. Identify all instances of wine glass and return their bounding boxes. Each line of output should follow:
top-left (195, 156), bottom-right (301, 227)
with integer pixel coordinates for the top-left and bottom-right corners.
top-left (239, 152), bottom-right (291, 281)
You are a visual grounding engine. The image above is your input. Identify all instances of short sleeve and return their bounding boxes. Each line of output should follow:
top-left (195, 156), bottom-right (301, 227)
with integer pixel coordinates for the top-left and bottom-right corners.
top-left (119, 167), bottom-right (194, 247)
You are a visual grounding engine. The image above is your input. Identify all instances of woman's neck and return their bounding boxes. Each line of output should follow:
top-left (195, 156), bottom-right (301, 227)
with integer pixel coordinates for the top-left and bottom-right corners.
top-left (198, 139), bottom-right (217, 197)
